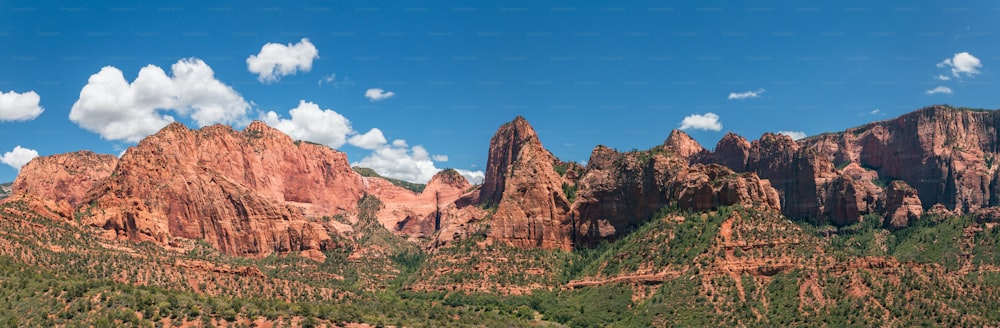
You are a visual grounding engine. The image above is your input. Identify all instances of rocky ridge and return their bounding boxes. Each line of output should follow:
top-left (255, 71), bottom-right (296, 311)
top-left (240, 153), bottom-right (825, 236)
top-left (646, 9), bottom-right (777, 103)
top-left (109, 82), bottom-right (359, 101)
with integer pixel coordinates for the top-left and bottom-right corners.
top-left (478, 117), bottom-right (781, 250)
top-left (6, 105), bottom-right (1000, 258)
top-left (703, 105), bottom-right (1000, 227)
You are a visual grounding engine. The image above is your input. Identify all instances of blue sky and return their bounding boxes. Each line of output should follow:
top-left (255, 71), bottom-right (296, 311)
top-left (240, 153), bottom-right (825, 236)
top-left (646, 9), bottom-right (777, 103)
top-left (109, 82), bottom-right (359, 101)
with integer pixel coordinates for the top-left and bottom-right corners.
top-left (1, 1), bottom-right (998, 183)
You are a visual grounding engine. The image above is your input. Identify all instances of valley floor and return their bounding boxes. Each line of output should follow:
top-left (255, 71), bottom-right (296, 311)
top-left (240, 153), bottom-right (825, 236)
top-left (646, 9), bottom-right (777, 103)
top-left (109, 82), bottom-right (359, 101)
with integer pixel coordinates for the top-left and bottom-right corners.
top-left (1, 199), bottom-right (999, 327)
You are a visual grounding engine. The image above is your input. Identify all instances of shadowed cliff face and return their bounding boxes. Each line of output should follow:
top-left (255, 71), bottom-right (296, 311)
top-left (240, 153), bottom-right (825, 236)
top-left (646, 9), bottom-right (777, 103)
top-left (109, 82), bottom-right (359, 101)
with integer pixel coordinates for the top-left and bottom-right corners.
top-left (480, 118), bottom-right (781, 250)
top-left (704, 105), bottom-right (1000, 227)
top-left (479, 116), bottom-right (575, 250)
top-left (9, 105), bottom-right (1000, 256)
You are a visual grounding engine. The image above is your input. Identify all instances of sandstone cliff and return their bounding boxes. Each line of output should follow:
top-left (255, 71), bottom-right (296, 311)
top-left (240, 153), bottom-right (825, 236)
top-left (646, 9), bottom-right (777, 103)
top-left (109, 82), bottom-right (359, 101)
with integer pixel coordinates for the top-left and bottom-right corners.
top-left (380, 169), bottom-right (472, 238)
top-left (480, 116), bottom-right (575, 250)
top-left (79, 122), bottom-right (367, 258)
top-left (6, 151), bottom-right (117, 218)
top-left (571, 134), bottom-right (779, 246)
top-left (479, 118), bottom-right (781, 249)
top-left (705, 105), bottom-right (1000, 227)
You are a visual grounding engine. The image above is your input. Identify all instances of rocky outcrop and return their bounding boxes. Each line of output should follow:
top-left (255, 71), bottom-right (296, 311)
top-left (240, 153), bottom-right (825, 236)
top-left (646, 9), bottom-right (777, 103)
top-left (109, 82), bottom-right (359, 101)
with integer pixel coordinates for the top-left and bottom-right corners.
top-left (80, 122), bottom-right (365, 257)
top-left (884, 180), bottom-right (923, 229)
top-left (480, 118), bottom-right (782, 249)
top-left (571, 144), bottom-right (779, 245)
top-left (712, 132), bottom-right (751, 172)
top-left (480, 116), bottom-right (535, 207)
top-left (705, 105), bottom-right (1000, 225)
top-left (482, 116), bottom-right (575, 250)
top-left (381, 169), bottom-right (472, 238)
top-left (663, 129), bottom-right (708, 160)
top-left (7, 151), bottom-right (117, 218)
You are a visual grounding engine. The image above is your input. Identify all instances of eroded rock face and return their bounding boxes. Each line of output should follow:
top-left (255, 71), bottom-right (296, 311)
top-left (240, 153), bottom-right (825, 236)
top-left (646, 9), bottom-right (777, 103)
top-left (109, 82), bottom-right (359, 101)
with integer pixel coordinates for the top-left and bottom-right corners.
top-left (482, 117), bottom-right (574, 250)
top-left (480, 116), bottom-right (534, 207)
top-left (480, 117), bottom-right (782, 249)
top-left (884, 180), bottom-right (923, 229)
top-left (663, 129), bottom-right (708, 160)
top-left (712, 132), bottom-right (751, 172)
top-left (572, 145), bottom-right (780, 246)
top-left (81, 122), bottom-right (364, 257)
top-left (8, 151), bottom-right (118, 217)
top-left (706, 106), bottom-right (1000, 225)
top-left (384, 169), bottom-right (472, 238)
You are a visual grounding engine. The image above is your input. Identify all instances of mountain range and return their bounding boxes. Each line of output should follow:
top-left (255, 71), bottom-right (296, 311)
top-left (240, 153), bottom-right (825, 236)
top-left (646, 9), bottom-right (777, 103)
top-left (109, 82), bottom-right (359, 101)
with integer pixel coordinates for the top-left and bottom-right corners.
top-left (2, 104), bottom-right (1000, 326)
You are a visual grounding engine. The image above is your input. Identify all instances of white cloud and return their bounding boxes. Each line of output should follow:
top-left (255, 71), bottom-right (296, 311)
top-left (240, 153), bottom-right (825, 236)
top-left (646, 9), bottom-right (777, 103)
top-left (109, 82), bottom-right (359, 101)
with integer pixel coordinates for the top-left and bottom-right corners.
top-left (1, 146), bottom-right (39, 170)
top-left (318, 74), bottom-right (336, 86)
top-left (365, 88), bottom-right (395, 102)
top-left (926, 86), bottom-right (953, 95)
top-left (937, 52), bottom-right (982, 78)
top-left (934, 74), bottom-right (951, 81)
top-left (870, 109), bottom-right (880, 115)
top-left (247, 38), bottom-right (319, 83)
top-left (777, 131), bottom-right (806, 140)
top-left (262, 100), bottom-right (354, 148)
top-left (727, 88), bottom-right (765, 100)
top-left (347, 128), bottom-right (387, 150)
top-left (69, 58), bottom-right (250, 142)
top-left (350, 137), bottom-right (480, 184)
top-left (0, 90), bottom-right (44, 121)
top-left (456, 169), bottom-right (485, 185)
top-left (679, 113), bottom-right (722, 131)
top-left (260, 99), bottom-right (477, 184)
top-left (352, 141), bottom-right (439, 183)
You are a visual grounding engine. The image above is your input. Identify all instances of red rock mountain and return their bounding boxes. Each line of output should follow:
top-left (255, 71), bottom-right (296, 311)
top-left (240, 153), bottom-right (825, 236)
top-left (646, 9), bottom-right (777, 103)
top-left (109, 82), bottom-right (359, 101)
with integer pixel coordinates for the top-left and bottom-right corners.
top-left (480, 116), bottom-right (575, 249)
top-left (378, 169), bottom-right (472, 238)
top-left (7, 121), bottom-right (474, 258)
top-left (80, 122), bottom-right (370, 257)
top-left (7, 105), bottom-right (1000, 256)
top-left (479, 118), bottom-right (781, 250)
top-left (705, 105), bottom-right (1000, 227)
top-left (6, 151), bottom-right (117, 218)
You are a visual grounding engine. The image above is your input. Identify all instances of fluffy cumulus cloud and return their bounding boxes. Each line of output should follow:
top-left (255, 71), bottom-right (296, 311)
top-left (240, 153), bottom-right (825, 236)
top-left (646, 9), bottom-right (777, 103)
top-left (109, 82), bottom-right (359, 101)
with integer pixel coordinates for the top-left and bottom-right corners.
top-left (727, 88), bottom-right (765, 100)
top-left (347, 128), bottom-right (387, 150)
top-left (0, 90), bottom-right (44, 121)
top-left (777, 131), bottom-right (806, 140)
top-left (352, 142), bottom-right (440, 183)
top-left (679, 113), bottom-right (722, 131)
top-left (456, 169), bottom-right (485, 185)
top-left (264, 99), bottom-right (483, 183)
top-left (926, 86), bottom-right (953, 95)
top-left (69, 58), bottom-right (250, 142)
top-left (351, 138), bottom-right (485, 184)
top-left (1, 146), bottom-right (38, 170)
top-left (262, 100), bottom-right (353, 148)
top-left (247, 38), bottom-right (319, 83)
top-left (937, 52), bottom-right (982, 78)
top-left (365, 88), bottom-right (395, 102)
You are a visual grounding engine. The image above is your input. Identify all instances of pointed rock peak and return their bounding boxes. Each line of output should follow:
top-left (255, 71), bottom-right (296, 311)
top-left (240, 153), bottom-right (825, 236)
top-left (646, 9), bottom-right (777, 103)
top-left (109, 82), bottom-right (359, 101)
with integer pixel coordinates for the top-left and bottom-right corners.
top-left (480, 116), bottom-right (546, 206)
top-left (713, 132), bottom-right (752, 171)
top-left (246, 120), bottom-right (273, 132)
top-left (756, 132), bottom-right (800, 150)
top-left (155, 121), bottom-right (190, 136)
top-left (664, 129), bottom-right (705, 158)
top-left (501, 116), bottom-right (540, 144)
top-left (142, 121), bottom-right (191, 144)
top-left (587, 145), bottom-right (622, 170)
top-left (718, 132), bottom-right (750, 146)
top-left (427, 169), bottom-right (471, 189)
top-left (244, 120), bottom-right (285, 137)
